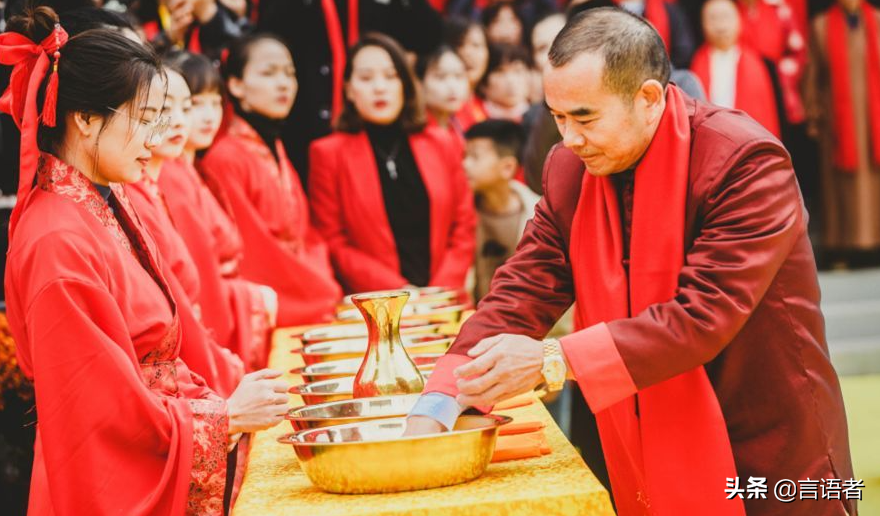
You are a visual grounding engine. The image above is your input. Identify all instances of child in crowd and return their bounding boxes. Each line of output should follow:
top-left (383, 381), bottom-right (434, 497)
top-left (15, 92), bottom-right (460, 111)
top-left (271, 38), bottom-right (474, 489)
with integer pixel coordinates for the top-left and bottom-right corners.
top-left (463, 120), bottom-right (539, 301)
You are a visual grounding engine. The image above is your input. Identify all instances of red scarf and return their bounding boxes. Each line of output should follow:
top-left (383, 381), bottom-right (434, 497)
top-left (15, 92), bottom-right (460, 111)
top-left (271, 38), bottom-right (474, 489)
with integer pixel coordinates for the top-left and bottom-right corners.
top-left (569, 85), bottom-right (744, 515)
top-left (0, 25), bottom-right (68, 238)
top-left (827, 1), bottom-right (880, 172)
top-left (690, 45), bottom-right (781, 137)
top-left (321, 0), bottom-right (360, 121)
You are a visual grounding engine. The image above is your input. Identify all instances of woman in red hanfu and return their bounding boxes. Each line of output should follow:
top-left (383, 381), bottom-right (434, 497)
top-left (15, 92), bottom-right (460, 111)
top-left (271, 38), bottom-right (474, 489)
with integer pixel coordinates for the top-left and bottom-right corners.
top-left (159, 52), bottom-right (275, 370)
top-left (0, 8), bottom-right (289, 515)
top-left (309, 34), bottom-right (476, 294)
top-left (201, 34), bottom-right (341, 326)
top-left (126, 65), bottom-right (245, 396)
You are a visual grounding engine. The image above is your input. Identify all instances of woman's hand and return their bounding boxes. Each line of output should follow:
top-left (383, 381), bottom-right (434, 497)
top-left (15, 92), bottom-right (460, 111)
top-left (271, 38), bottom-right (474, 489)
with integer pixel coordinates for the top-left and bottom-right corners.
top-left (227, 369), bottom-right (289, 434)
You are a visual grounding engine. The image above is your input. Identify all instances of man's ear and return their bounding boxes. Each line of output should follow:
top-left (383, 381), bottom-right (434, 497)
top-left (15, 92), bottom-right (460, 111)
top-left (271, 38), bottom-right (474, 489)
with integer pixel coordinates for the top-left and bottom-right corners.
top-left (637, 79), bottom-right (666, 124)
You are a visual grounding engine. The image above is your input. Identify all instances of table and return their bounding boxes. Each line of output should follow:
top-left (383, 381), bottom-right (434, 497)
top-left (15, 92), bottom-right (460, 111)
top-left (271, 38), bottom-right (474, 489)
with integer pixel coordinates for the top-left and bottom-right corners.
top-left (232, 326), bottom-right (614, 516)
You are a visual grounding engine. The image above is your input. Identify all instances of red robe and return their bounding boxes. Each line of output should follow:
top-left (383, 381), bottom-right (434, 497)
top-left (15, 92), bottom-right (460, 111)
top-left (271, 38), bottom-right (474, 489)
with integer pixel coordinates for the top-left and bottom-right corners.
top-left (691, 44), bottom-right (782, 137)
top-left (159, 158), bottom-right (272, 370)
top-left (425, 95), bottom-right (855, 515)
top-left (126, 177), bottom-right (244, 396)
top-left (455, 95), bottom-right (487, 132)
top-left (6, 154), bottom-right (229, 515)
top-left (201, 115), bottom-right (341, 326)
top-left (309, 128), bottom-right (476, 293)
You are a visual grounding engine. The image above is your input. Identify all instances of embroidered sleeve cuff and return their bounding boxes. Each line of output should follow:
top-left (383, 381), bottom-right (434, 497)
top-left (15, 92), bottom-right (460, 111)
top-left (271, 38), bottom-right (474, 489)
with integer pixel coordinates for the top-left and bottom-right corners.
top-left (187, 398), bottom-right (229, 515)
top-left (407, 392), bottom-right (464, 431)
top-left (560, 322), bottom-right (638, 413)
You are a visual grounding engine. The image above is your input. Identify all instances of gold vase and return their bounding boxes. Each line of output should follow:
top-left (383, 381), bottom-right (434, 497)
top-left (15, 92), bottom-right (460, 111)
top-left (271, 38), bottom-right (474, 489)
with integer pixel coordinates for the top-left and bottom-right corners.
top-left (351, 291), bottom-right (426, 398)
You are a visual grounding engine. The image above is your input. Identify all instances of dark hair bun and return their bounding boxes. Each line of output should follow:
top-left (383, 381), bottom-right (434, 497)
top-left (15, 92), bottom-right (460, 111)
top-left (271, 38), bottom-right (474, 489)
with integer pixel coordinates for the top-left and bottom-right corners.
top-left (7, 5), bottom-right (60, 43)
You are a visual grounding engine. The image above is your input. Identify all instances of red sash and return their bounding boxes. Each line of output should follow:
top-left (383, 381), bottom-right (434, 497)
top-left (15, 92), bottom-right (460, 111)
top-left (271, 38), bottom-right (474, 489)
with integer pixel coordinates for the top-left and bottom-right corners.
top-left (690, 45), bottom-right (781, 137)
top-left (569, 85), bottom-right (744, 515)
top-left (827, 2), bottom-right (880, 171)
top-left (320, 0), bottom-right (360, 121)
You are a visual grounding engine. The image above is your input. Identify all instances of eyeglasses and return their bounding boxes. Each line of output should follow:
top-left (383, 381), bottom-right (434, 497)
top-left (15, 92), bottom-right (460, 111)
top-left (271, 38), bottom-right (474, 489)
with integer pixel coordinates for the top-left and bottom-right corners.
top-left (106, 107), bottom-right (171, 146)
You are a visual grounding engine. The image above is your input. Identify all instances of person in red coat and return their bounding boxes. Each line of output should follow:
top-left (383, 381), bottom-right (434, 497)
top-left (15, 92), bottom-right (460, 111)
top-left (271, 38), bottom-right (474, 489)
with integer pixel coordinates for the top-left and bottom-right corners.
top-left (691, 0), bottom-right (781, 137)
top-left (0, 12), bottom-right (288, 514)
top-left (201, 34), bottom-right (342, 326)
top-left (163, 51), bottom-right (275, 370)
top-left (407, 9), bottom-right (854, 516)
top-left (309, 33), bottom-right (476, 294)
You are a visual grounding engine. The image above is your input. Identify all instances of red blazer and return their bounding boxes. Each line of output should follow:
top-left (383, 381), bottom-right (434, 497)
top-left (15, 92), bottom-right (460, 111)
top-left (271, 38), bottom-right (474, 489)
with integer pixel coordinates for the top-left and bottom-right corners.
top-left (309, 128), bottom-right (476, 293)
top-left (439, 97), bottom-right (854, 516)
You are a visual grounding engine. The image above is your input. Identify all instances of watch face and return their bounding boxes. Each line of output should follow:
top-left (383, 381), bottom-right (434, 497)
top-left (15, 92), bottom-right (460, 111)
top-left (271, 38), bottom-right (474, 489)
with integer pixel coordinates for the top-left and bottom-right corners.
top-left (543, 358), bottom-right (566, 383)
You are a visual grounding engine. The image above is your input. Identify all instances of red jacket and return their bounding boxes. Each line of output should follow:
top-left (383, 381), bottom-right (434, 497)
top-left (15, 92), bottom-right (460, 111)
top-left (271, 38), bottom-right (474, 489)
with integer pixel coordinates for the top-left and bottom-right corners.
top-left (309, 128), bottom-right (476, 293)
top-left (438, 97), bottom-right (854, 516)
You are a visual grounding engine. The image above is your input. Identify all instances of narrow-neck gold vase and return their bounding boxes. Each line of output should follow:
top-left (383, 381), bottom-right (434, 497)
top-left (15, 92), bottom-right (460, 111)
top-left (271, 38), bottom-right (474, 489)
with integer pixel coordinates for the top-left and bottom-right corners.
top-left (351, 291), bottom-right (426, 398)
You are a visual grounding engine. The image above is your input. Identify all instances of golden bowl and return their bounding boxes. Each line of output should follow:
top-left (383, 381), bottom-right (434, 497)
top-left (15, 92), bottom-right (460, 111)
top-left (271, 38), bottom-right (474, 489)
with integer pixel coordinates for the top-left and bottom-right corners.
top-left (277, 414), bottom-right (512, 494)
top-left (292, 354), bottom-right (441, 383)
top-left (301, 320), bottom-right (442, 344)
top-left (298, 334), bottom-right (453, 365)
top-left (285, 394), bottom-right (422, 431)
top-left (340, 287), bottom-right (458, 308)
top-left (290, 372), bottom-right (434, 405)
top-left (336, 301), bottom-right (469, 322)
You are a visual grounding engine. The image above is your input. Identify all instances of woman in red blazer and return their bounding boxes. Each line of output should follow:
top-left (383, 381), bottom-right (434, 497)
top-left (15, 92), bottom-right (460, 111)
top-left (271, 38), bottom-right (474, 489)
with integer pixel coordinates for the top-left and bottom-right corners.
top-left (310, 33), bottom-right (476, 294)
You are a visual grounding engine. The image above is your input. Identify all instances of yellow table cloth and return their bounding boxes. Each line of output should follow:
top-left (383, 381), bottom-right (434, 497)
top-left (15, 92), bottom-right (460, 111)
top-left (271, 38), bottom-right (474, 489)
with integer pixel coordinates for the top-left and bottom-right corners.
top-left (232, 327), bottom-right (614, 516)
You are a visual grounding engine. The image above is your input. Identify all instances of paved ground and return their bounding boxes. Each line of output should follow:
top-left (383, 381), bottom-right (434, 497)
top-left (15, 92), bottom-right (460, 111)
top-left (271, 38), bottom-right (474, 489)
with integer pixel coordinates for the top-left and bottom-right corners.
top-left (821, 268), bottom-right (880, 375)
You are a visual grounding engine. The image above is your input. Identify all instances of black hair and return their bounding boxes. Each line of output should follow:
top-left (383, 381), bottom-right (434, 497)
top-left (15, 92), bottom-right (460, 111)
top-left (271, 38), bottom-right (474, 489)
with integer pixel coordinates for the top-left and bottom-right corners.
top-left (481, 1), bottom-right (525, 45)
top-left (479, 43), bottom-right (533, 93)
top-left (221, 32), bottom-right (290, 111)
top-left (549, 7), bottom-right (670, 96)
top-left (443, 15), bottom-right (485, 50)
top-left (58, 5), bottom-right (134, 37)
top-left (335, 33), bottom-right (425, 134)
top-left (6, 5), bottom-right (164, 154)
top-left (415, 45), bottom-right (465, 80)
top-left (465, 119), bottom-right (524, 161)
top-left (165, 51), bottom-right (223, 96)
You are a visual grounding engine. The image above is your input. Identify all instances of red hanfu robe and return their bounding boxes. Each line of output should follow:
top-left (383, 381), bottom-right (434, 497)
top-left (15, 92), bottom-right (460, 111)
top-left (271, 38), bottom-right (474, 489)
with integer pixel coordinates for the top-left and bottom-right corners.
top-left (5, 154), bottom-right (229, 515)
top-left (159, 157), bottom-right (272, 370)
top-left (309, 128), bottom-right (476, 294)
top-left (126, 177), bottom-right (244, 396)
top-left (201, 115), bottom-right (341, 326)
top-left (691, 45), bottom-right (782, 137)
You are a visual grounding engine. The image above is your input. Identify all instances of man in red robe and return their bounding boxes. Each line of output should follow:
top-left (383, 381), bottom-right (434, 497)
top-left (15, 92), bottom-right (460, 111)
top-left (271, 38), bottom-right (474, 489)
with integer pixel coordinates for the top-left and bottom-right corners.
top-left (408, 8), bottom-right (854, 516)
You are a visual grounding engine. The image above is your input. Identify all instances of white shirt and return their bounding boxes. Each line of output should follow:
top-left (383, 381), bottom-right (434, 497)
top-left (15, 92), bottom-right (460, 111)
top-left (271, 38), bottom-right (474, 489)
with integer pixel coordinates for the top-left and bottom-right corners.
top-left (709, 46), bottom-right (741, 109)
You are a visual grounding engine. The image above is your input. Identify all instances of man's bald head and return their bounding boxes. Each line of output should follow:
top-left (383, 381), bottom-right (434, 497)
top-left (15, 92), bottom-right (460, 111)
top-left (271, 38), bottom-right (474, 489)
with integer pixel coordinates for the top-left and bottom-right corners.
top-left (548, 7), bottom-right (670, 97)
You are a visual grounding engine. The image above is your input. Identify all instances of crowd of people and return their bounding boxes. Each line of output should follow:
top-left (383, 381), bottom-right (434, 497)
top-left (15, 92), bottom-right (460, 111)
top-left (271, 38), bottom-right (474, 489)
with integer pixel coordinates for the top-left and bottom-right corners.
top-left (0, 0), bottom-right (873, 513)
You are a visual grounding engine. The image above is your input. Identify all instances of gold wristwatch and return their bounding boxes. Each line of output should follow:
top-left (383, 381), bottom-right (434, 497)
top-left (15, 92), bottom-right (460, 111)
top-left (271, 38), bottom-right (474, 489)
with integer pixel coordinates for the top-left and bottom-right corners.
top-left (540, 338), bottom-right (567, 393)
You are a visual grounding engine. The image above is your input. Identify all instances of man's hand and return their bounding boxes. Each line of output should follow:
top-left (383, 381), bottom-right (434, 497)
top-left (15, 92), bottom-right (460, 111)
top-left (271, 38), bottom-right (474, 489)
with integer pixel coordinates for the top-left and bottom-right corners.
top-left (403, 415), bottom-right (445, 436)
top-left (454, 334), bottom-right (544, 408)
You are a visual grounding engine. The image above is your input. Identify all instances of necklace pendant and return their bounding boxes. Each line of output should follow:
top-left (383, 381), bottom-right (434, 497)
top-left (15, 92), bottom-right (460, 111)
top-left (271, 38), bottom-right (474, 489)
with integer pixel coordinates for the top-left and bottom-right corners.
top-left (386, 159), bottom-right (398, 180)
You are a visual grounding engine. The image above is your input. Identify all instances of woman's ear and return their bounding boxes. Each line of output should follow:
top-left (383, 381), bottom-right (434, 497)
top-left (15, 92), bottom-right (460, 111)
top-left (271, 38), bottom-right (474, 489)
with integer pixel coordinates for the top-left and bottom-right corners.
top-left (227, 77), bottom-right (245, 102)
top-left (71, 111), bottom-right (96, 139)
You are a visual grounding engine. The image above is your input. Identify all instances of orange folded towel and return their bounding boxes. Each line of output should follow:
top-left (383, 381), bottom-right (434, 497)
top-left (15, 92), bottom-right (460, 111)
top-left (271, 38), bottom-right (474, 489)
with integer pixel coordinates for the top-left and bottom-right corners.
top-left (493, 393), bottom-right (535, 411)
top-left (498, 420), bottom-right (546, 436)
top-left (491, 431), bottom-right (551, 463)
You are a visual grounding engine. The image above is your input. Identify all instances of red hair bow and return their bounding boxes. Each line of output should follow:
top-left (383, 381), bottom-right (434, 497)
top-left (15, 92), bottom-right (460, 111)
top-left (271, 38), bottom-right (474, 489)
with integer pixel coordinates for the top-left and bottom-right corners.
top-left (0, 23), bottom-right (69, 236)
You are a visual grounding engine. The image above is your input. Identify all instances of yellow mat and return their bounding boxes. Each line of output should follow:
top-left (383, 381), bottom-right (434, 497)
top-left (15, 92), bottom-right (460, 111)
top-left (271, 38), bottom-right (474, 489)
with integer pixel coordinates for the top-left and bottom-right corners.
top-left (232, 332), bottom-right (613, 516)
top-left (840, 375), bottom-right (880, 516)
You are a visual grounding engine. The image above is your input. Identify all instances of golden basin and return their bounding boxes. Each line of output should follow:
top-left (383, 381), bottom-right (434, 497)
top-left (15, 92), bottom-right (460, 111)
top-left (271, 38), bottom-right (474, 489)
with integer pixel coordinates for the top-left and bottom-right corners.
top-left (285, 394), bottom-right (421, 431)
top-left (301, 320), bottom-right (442, 344)
top-left (298, 334), bottom-right (453, 365)
top-left (292, 354), bottom-right (441, 383)
top-left (336, 302), bottom-right (469, 322)
top-left (290, 372), bottom-right (434, 405)
top-left (340, 287), bottom-right (458, 308)
top-left (277, 415), bottom-right (512, 494)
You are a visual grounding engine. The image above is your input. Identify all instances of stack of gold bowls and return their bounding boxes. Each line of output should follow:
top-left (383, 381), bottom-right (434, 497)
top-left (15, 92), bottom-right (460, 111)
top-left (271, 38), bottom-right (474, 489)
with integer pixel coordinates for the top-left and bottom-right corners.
top-left (278, 288), bottom-right (508, 494)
